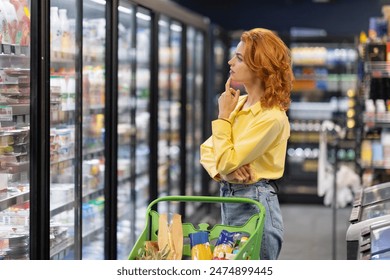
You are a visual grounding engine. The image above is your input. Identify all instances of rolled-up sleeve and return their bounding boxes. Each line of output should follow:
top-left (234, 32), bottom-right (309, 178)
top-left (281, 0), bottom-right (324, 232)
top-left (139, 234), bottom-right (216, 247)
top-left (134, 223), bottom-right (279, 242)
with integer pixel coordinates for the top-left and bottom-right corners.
top-left (199, 136), bottom-right (220, 181)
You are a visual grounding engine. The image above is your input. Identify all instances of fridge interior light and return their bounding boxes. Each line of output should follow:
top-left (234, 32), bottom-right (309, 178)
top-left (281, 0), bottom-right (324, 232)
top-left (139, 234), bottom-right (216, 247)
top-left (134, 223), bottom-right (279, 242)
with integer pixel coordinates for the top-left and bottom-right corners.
top-left (158, 20), bottom-right (182, 32)
top-left (89, 0), bottom-right (106, 5)
top-left (170, 24), bottom-right (182, 32)
top-left (159, 20), bottom-right (168, 27)
top-left (118, 6), bottom-right (132, 14)
top-left (136, 12), bottom-right (151, 21)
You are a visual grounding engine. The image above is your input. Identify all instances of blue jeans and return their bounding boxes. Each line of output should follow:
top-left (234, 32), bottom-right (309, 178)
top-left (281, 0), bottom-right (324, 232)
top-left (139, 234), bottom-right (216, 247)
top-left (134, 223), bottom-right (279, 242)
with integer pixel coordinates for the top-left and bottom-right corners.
top-left (220, 180), bottom-right (284, 260)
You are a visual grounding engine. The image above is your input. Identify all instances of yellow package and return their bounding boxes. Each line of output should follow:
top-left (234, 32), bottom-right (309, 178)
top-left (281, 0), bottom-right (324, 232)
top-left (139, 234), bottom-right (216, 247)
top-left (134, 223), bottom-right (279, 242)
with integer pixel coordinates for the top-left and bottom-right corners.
top-left (189, 231), bottom-right (213, 260)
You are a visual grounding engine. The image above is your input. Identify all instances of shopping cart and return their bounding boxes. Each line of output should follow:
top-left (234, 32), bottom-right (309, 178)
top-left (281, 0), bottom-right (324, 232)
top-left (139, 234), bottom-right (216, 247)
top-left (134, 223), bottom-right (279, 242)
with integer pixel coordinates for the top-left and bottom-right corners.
top-left (128, 195), bottom-right (266, 260)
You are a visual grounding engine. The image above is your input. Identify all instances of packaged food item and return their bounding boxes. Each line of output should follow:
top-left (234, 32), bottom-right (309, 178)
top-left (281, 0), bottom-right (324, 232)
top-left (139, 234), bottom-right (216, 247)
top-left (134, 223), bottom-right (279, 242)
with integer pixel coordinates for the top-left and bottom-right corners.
top-left (232, 236), bottom-right (249, 254)
top-left (189, 231), bottom-right (213, 260)
top-left (212, 230), bottom-right (241, 260)
top-left (158, 213), bottom-right (183, 260)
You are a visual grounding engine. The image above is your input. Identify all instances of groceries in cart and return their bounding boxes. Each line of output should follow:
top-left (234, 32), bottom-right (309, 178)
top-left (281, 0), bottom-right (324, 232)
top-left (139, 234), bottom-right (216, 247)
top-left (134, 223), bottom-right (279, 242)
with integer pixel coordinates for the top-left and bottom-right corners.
top-left (136, 213), bottom-right (183, 260)
top-left (128, 196), bottom-right (266, 261)
top-left (211, 230), bottom-right (249, 260)
top-left (135, 212), bottom-right (251, 260)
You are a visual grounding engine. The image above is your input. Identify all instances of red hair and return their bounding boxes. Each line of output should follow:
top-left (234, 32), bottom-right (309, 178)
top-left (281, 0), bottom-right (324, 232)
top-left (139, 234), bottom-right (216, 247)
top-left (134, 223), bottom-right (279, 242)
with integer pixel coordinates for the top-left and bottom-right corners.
top-left (241, 28), bottom-right (294, 110)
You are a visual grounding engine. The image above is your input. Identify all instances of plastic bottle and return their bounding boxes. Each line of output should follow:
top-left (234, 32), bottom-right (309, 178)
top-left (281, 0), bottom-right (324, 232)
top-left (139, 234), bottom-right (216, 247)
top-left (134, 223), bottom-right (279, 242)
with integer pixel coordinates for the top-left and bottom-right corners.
top-left (67, 77), bottom-right (76, 111)
top-left (361, 140), bottom-right (373, 167)
top-left (50, 6), bottom-right (62, 53)
top-left (232, 236), bottom-right (249, 254)
top-left (59, 8), bottom-right (70, 54)
top-left (381, 129), bottom-right (390, 167)
top-left (359, 31), bottom-right (367, 44)
top-left (2, 0), bottom-right (18, 45)
top-left (0, 1), bottom-right (11, 47)
top-left (10, 0), bottom-right (30, 46)
top-left (60, 77), bottom-right (68, 111)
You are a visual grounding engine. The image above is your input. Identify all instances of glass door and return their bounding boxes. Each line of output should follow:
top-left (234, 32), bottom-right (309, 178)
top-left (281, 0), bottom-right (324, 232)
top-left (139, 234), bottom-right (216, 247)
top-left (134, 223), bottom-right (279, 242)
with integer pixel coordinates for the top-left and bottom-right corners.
top-left (158, 16), bottom-right (182, 214)
top-left (0, 0), bottom-right (31, 260)
top-left (185, 27), bottom-right (204, 199)
top-left (82, 0), bottom-right (106, 260)
top-left (117, 1), bottom-right (136, 259)
top-left (49, 0), bottom-right (107, 261)
top-left (116, 4), bottom-right (152, 259)
top-left (49, 0), bottom-right (78, 259)
top-left (116, 1), bottom-right (134, 260)
top-left (132, 6), bottom-right (151, 250)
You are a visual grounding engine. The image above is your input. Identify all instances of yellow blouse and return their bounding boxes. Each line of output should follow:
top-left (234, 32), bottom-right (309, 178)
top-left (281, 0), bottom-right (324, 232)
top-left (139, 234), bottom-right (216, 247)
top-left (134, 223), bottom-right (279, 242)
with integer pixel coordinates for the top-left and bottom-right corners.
top-left (200, 95), bottom-right (290, 183)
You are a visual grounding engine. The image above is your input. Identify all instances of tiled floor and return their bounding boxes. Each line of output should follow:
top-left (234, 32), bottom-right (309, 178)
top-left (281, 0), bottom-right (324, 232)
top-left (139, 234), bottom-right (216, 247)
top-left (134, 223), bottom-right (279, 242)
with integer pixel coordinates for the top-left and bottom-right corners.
top-left (279, 203), bottom-right (352, 260)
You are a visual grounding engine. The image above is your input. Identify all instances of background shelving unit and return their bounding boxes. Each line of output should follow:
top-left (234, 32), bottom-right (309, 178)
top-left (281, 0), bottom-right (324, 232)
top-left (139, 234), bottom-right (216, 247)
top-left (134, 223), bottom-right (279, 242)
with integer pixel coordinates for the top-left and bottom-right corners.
top-left (280, 38), bottom-right (359, 203)
top-left (0, 1), bottom-right (31, 258)
top-left (356, 55), bottom-right (390, 187)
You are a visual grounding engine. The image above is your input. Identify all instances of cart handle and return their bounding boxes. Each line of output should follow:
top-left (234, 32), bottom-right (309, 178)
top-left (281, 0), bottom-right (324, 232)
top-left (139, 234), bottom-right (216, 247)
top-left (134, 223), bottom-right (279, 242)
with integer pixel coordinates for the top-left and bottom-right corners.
top-left (146, 195), bottom-right (266, 214)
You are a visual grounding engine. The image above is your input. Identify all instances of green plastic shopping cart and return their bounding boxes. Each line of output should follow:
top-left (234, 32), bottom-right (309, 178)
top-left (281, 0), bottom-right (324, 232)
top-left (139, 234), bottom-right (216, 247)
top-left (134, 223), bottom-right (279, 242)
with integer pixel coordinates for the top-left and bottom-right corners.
top-left (128, 195), bottom-right (266, 260)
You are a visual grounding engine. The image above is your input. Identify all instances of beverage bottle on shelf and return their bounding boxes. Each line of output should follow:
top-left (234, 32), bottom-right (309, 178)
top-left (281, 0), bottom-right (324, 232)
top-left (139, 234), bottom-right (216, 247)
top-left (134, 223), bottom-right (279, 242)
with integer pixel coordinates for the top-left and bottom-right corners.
top-left (59, 8), bottom-right (70, 55)
top-left (60, 77), bottom-right (68, 111)
top-left (10, 0), bottom-right (30, 47)
top-left (50, 6), bottom-right (62, 54)
top-left (2, 0), bottom-right (18, 45)
top-left (361, 140), bottom-right (373, 167)
top-left (382, 129), bottom-right (390, 167)
top-left (67, 77), bottom-right (75, 111)
top-left (0, 0), bottom-right (11, 50)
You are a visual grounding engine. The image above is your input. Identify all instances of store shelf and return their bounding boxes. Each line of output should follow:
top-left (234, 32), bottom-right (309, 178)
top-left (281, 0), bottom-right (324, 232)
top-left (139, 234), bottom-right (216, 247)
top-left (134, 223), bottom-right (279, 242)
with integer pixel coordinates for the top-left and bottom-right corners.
top-left (364, 61), bottom-right (390, 78)
top-left (8, 104), bottom-right (30, 116)
top-left (50, 237), bottom-right (74, 259)
top-left (284, 41), bottom-right (358, 203)
top-left (50, 200), bottom-right (75, 218)
top-left (356, 40), bottom-right (390, 187)
top-left (0, 190), bottom-right (29, 212)
top-left (0, 0), bottom-right (31, 262)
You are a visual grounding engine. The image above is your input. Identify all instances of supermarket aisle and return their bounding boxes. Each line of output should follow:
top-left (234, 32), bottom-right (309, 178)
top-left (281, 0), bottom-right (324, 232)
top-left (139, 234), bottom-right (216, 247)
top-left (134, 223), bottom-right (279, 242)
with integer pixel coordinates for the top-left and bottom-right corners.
top-left (279, 204), bottom-right (352, 260)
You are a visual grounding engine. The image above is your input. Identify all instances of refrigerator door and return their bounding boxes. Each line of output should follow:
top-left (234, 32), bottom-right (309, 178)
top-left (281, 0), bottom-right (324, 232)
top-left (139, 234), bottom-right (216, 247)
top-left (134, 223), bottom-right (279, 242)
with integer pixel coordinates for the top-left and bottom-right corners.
top-left (116, 1), bottom-right (134, 260)
top-left (158, 16), bottom-right (182, 214)
top-left (0, 0), bottom-right (31, 260)
top-left (132, 6), bottom-right (151, 249)
top-left (49, 0), bottom-right (78, 260)
top-left (116, 3), bottom-right (152, 260)
top-left (82, 0), bottom-right (106, 260)
top-left (185, 27), bottom-right (204, 200)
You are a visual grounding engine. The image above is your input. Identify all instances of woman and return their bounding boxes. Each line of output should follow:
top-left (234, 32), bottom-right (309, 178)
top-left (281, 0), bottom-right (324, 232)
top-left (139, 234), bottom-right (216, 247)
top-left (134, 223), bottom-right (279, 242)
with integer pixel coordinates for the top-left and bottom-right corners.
top-left (200, 28), bottom-right (294, 260)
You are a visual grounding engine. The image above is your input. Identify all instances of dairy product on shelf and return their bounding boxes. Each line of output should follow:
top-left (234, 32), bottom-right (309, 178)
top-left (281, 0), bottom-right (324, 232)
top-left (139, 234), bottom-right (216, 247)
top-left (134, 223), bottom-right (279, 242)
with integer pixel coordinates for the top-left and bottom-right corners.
top-left (50, 6), bottom-right (62, 53)
top-left (59, 8), bottom-right (71, 54)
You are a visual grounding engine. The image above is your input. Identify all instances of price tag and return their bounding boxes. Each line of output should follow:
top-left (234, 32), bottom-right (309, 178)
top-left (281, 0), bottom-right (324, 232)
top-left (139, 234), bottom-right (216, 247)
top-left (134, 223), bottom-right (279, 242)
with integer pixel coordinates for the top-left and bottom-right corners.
top-left (0, 106), bottom-right (13, 121)
top-left (0, 173), bottom-right (8, 191)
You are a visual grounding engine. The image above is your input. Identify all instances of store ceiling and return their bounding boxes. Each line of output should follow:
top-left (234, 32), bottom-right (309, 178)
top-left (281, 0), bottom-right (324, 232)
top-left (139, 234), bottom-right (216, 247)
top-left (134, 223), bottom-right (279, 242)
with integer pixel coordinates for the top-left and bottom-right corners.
top-left (172, 0), bottom-right (383, 37)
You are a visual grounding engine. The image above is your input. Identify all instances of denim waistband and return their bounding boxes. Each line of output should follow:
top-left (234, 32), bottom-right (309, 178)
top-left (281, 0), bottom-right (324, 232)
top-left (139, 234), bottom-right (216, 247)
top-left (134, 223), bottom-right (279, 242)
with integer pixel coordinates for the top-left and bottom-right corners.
top-left (220, 179), bottom-right (279, 193)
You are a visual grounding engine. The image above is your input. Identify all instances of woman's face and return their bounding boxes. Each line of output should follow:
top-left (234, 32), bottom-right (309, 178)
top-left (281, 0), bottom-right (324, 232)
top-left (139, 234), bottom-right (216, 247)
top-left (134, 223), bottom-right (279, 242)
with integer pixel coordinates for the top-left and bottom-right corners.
top-left (228, 41), bottom-right (257, 84)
